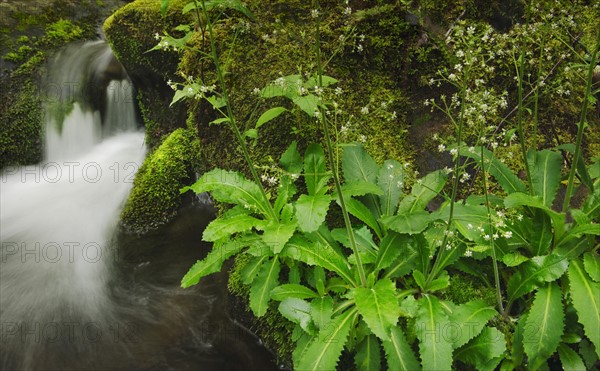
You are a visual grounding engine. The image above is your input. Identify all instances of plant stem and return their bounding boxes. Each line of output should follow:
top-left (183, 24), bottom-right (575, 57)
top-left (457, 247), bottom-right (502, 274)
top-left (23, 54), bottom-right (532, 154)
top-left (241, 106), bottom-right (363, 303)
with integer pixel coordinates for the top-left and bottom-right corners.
top-left (314, 1), bottom-right (366, 287)
top-left (197, 0), bottom-right (276, 220)
top-left (562, 27), bottom-right (600, 212)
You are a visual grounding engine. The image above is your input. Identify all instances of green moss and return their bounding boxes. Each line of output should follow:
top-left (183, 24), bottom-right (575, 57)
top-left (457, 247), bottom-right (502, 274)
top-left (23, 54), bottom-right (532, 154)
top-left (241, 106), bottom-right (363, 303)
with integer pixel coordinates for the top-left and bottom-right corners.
top-left (0, 81), bottom-right (43, 169)
top-left (440, 272), bottom-right (497, 307)
top-left (120, 127), bottom-right (201, 234)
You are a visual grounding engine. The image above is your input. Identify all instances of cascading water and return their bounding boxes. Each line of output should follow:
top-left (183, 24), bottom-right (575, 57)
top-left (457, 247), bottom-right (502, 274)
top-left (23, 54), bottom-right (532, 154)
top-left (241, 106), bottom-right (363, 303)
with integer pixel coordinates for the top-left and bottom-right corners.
top-left (1, 42), bottom-right (277, 370)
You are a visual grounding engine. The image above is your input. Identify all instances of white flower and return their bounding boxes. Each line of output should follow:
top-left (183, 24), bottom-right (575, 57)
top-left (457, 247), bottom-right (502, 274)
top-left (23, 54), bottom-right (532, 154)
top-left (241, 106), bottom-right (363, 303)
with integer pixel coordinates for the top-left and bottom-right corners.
top-left (311, 9), bottom-right (320, 18)
top-left (361, 106), bottom-right (369, 115)
top-left (449, 148), bottom-right (458, 156)
top-left (503, 231), bottom-right (513, 239)
top-left (343, 6), bottom-right (351, 16)
top-left (154, 33), bottom-right (160, 40)
top-left (335, 87), bottom-right (343, 95)
top-left (252, 87), bottom-right (261, 95)
top-left (483, 234), bottom-right (491, 241)
top-left (359, 134), bottom-right (367, 143)
top-left (464, 250), bottom-right (473, 257)
top-left (448, 73), bottom-right (457, 80)
top-left (438, 144), bottom-right (446, 152)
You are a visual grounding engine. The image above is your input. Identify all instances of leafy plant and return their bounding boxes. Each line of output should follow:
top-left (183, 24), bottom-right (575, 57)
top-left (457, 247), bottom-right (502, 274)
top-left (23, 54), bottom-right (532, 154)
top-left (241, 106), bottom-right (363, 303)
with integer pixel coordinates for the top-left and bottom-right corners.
top-left (157, 0), bottom-right (600, 369)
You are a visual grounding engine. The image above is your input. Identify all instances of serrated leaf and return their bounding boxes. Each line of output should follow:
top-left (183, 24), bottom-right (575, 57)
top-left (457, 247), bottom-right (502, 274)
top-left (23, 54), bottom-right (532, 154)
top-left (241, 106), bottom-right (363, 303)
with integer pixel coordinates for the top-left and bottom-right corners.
top-left (416, 295), bottom-right (453, 371)
top-left (342, 144), bottom-right (382, 218)
top-left (181, 238), bottom-right (248, 288)
top-left (568, 259), bottom-right (600, 357)
top-left (279, 298), bottom-right (314, 334)
top-left (528, 149), bottom-right (562, 207)
top-left (203, 214), bottom-right (265, 242)
top-left (304, 143), bottom-right (329, 196)
top-left (262, 219), bottom-right (297, 253)
top-left (241, 255), bottom-right (268, 285)
top-left (382, 326), bottom-right (421, 371)
top-left (502, 252), bottom-right (529, 267)
top-left (381, 211), bottom-right (432, 234)
top-left (412, 270), bottom-right (426, 290)
top-left (523, 282), bottom-right (564, 369)
top-left (558, 343), bottom-right (586, 371)
top-left (343, 197), bottom-right (383, 239)
top-left (356, 334), bottom-right (382, 371)
top-left (584, 252), bottom-right (600, 282)
top-left (397, 171), bottom-right (447, 214)
top-left (271, 284), bottom-right (319, 301)
top-left (295, 194), bottom-right (331, 233)
top-left (455, 327), bottom-right (506, 370)
top-left (249, 258), bottom-right (280, 317)
top-left (311, 296), bottom-right (333, 330)
top-left (530, 211), bottom-right (552, 255)
top-left (256, 106), bottom-right (287, 129)
top-left (296, 308), bottom-right (357, 371)
top-left (354, 279), bottom-right (399, 341)
top-left (374, 232), bottom-right (406, 273)
top-left (448, 301), bottom-right (497, 349)
top-left (505, 192), bottom-right (565, 239)
top-left (458, 145), bottom-right (527, 194)
top-left (507, 254), bottom-right (569, 302)
top-left (181, 169), bottom-right (270, 217)
top-left (378, 160), bottom-right (405, 216)
top-left (281, 236), bottom-right (355, 286)
top-left (332, 226), bottom-right (378, 265)
top-left (337, 180), bottom-right (384, 198)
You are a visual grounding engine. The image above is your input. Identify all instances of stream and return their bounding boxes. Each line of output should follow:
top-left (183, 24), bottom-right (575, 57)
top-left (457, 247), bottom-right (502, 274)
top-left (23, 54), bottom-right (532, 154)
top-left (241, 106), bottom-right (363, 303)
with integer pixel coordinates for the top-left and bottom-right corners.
top-left (0, 41), bottom-right (278, 371)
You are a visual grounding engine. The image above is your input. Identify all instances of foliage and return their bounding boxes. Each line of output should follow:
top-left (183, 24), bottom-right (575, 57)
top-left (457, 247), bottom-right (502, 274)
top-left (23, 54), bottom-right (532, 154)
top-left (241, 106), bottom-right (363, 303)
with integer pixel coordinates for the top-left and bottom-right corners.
top-left (152, 0), bottom-right (600, 369)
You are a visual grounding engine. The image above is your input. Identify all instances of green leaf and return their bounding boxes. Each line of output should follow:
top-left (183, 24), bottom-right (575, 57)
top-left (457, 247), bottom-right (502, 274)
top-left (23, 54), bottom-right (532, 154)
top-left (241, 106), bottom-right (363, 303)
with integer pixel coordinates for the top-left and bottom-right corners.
top-left (181, 238), bottom-right (248, 288)
top-left (338, 181), bottom-right (384, 198)
top-left (292, 94), bottom-right (320, 116)
top-left (434, 203), bottom-right (489, 242)
top-left (355, 334), bottom-right (381, 371)
top-left (304, 143), bottom-right (330, 196)
top-left (249, 257), bottom-right (280, 317)
top-left (161, 0), bottom-right (170, 17)
top-left (523, 282), bottom-right (565, 370)
top-left (256, 106), bottom-right (287, 129)
top-left (502, 252), bottom-right (529, 267)
top-left (568, 259), bottom-right (600, 357)
top-left (343, 197), bottom-right (383, 239)
top-left (378, 160), bottom-right (405, 216)
top-left (240, 255), bottom-right (268, 285)
top-left (397, 171), bottom-right (447, 214)
top-left (412, 270), bottom-right (427, 290)
top-left (280, 141), bottom-right (303, 174)
top-left (262, 219), bottom-right (297, 253)
top-left (505, 192), bottom-right (565, 239)
top-left (170, 88), bottom-right (187, 107)
top-left (243, 128), bottom-right (257, 138)
top-left (373, 232), bottom-right (407, 273)
top-left (342, 144), bottom-right (382, 218)
top-left (448, 300), bottom-right (497, 349)
top-left (584, 252), bottom-right (600, 282)
top-left (181, 169), bottom-right (270, 217)
top-left (528, 149), bottom-right (562, 207)
top-left (381, 211), bottom-right (432, 234)
top-left (332, 226), bottom-right (378, 265)
top-left (415, 295), bottom-right (453, 371)
top-left (281, 236), bottom-right (355, 286)
top-left (459, 145), bottom-right (527, 194)
top-left (354, 279), bottom-right (400, 341)
top-left (203, 213), bottom-right (265, 242)
top-left (279, 298), bottom-right (314, 334)
top-left (455, 327), bottom-right (506, 371)
top-left (182, 1), bottom-right (196, 15)
top-left (271, 284), bottom-right (319, 301)
top-left (558, 344), bottom-right (586, 371)
top-left (296, 308), bottom-right (357, 371)
top-left (530, 211), bottom-right (553, 255)
top-left (210, 117), bottom-right (231, 125)
top-left (295, 194), bottom-right (331, 232)
top-left (382, 326), bottom-right (421, 371)
top-left (310, 296), bottom-right (333, 330)
top-left (507, 254), bottom-right (569, 302)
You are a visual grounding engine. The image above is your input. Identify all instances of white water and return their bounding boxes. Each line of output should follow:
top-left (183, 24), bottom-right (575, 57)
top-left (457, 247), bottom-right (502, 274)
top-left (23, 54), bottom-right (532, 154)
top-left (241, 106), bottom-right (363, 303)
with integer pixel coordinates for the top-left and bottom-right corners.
top-left (0, 42), bottom-right (145, 369)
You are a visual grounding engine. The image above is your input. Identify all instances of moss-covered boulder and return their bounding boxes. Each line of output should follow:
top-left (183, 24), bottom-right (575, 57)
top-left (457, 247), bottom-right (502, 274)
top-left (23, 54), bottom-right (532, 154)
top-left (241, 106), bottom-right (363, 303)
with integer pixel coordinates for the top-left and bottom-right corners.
top-left (120, 126), bottom-right (201, 234)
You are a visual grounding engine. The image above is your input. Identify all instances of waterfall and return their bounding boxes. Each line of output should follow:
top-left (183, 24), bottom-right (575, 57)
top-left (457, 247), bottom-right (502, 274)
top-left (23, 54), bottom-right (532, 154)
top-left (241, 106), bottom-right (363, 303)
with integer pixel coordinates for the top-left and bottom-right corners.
top-left (0, 41), bottom-right (145, 370)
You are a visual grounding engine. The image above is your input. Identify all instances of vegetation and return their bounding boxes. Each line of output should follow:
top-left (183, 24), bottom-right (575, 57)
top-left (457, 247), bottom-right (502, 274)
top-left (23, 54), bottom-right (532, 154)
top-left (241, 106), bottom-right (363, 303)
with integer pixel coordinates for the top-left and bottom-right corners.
top-left (149, 0), bottom-right (600, 369)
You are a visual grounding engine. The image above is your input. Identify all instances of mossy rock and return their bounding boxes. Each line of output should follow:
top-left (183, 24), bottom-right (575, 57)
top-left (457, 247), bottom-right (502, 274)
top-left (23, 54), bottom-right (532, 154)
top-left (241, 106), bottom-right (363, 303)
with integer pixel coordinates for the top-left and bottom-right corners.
top-left (120, 127), bottom-right (201, 234)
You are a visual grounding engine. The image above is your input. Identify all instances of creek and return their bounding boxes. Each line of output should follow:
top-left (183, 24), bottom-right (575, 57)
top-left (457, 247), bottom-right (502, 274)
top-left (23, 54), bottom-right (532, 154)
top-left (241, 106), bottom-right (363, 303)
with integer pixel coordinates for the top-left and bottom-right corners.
top-left (0, 41), bottom-right (277, 371)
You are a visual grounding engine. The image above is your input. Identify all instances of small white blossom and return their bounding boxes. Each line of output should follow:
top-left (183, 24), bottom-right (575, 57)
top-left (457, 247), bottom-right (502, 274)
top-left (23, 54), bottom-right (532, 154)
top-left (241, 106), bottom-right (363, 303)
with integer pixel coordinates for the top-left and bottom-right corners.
top-left (438, 144), bottom-right (446, 152)
top-left (311, 9), bottom-right (320, 18)
top-left (464, 250), bottom-right (473, 257)
top-left (361, 106), bottom-right (369, 115)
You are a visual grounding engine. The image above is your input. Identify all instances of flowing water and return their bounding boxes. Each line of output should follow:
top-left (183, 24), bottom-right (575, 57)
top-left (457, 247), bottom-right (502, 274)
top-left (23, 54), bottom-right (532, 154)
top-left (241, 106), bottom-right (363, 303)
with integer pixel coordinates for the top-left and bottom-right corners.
top-left (0, 42), bottom-right (277, 370)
